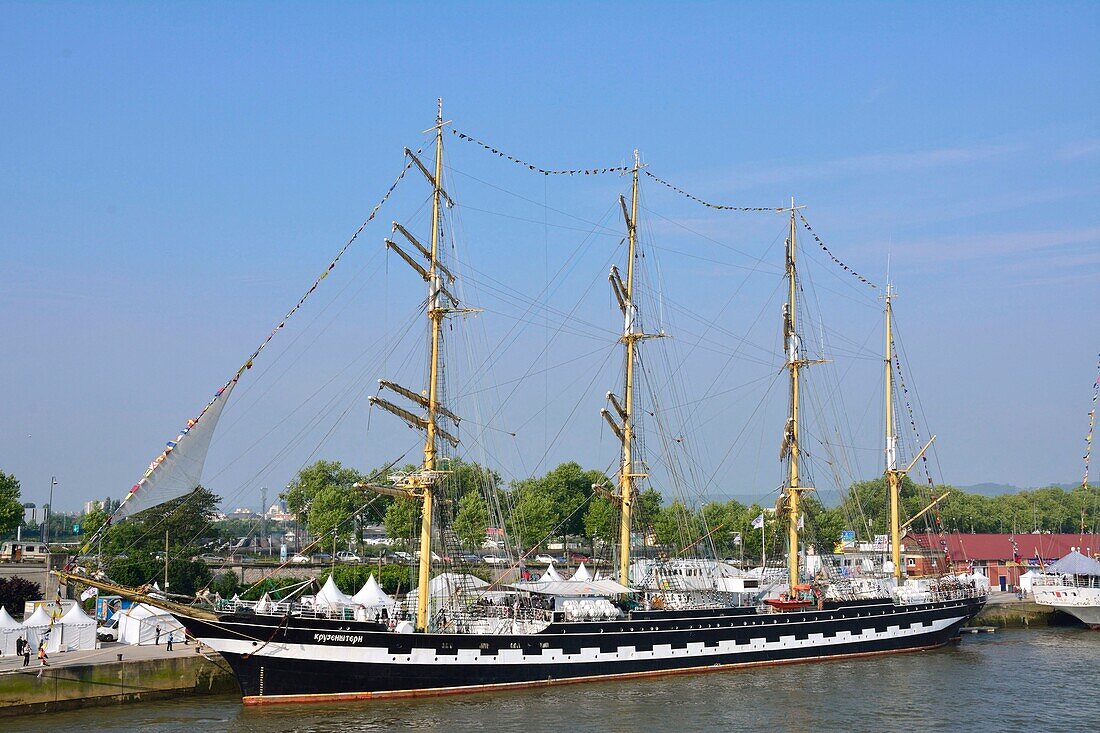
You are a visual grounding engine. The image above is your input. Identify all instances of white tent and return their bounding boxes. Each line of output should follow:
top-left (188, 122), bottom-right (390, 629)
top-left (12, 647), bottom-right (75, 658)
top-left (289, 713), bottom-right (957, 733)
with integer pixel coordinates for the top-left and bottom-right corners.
top-left (353, 574), bottom-right (394, 607)
top-left (117, 603), bottom-right (183, 645)
top-left (316, 576), bottom-right (355, 607)
top-left (255, 592), bottom-right (274, 614)
top-left (0, 607), bottom-right (24, 656)
top-left (22, 605), bottom-right (60, 651)
top-left (540, 563), bottom-right (565, 582)
top-left (1019, 569), bottom-right (1040, 595)
top-left (570, 562), bottom-right (592, 582)
top-left (58, 603), bottom-right (97, 651)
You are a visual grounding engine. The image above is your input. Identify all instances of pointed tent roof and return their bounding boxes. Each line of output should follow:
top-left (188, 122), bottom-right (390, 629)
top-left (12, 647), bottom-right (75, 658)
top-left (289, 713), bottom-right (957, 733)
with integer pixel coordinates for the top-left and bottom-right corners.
top-left (59, 603), bottom-right (95, 626)
top-left (0, 607), bottom-right (22, 629)
top-left (23, 605), bottom-right (55, 627)
top-left (353, 574), bottom-right (393, 607)
top-left (571, 562), bottom-right (592, 582)
top-left (540, 563), bottom-right (565, 582)
top-left (1047, 550), bottom-right (1100, 576)
top-left (406, 573), bottom-right (490, 604)
top-left (316, 575), bottom-right (355, 606)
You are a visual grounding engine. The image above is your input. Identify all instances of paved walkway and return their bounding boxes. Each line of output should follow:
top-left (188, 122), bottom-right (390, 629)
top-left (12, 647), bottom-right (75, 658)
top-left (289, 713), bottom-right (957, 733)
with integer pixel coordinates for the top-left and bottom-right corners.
top-left (0, 640), bottom-right (207, 675)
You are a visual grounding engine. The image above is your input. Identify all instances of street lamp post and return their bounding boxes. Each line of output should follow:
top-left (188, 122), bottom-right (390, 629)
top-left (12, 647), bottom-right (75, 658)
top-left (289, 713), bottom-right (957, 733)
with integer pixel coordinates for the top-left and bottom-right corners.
top-left (44, 476), bottom-right (58, 545)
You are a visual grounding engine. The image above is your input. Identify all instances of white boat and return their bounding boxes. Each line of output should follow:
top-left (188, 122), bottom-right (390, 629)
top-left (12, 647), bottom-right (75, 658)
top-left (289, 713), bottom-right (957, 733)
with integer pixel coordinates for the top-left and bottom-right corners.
top-left (1032, 550), bottom-right (1100, 629)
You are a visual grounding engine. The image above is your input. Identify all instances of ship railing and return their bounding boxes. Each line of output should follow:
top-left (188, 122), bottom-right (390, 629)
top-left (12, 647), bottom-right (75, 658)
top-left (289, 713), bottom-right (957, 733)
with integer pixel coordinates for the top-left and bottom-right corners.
top-left (1032, 574), bottom-right (1100, 589)
top-left (216, 598), bottom-right (392, 622)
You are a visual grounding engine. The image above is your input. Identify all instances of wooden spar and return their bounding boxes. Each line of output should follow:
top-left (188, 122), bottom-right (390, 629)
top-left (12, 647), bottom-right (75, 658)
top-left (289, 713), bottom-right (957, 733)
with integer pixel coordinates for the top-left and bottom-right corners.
top-left (52, 569), bottom-right (218, 621)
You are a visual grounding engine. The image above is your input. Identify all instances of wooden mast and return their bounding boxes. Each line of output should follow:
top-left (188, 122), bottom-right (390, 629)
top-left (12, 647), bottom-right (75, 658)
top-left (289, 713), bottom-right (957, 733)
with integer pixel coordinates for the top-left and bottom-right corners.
top-left (601, 152), bottom-right (662, 586)
top-left (414, 98), bottom-right (447, 630)
top-left (884, 284), bottom-right (902, 581)
top-left (782, 199), bottom-right (808, 593)
top-left (365, 99), bottom-right (468, 631)
top-left (617, 153), bottom-right (641, 586)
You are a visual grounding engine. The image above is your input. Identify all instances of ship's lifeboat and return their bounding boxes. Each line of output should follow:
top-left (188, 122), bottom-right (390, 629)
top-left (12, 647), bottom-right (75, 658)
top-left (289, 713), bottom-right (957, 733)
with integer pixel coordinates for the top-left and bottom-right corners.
top-left (764, 585), bottom-right (815, 611)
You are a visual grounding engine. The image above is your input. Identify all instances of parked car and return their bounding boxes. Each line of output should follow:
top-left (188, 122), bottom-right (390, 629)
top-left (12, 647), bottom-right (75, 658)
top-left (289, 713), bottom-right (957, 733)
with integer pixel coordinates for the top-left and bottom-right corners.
top-left (97, 616), bottom-right (119, 642)
top-left (289, 553), bottom-right (311, 564)
top-left (534, 554), bottom-right (557, 564)
top-left (312, 553), bottom-right (333, 563)
top-left (483, 555), bottom-right (512, 566)
top-left (393, 551), bottom-right (413, 562)
top-left (458, 553), bottom-right (482, 564)
top-left (336, 551), bottom-right (362, 563)
top-left (569, 553), bottom-right (591, 563)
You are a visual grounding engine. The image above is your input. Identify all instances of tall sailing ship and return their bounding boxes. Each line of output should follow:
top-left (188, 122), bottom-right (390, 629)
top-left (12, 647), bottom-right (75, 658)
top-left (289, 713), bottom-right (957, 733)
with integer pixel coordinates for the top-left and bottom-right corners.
top-left (62, 103), bottom-right (986, 704)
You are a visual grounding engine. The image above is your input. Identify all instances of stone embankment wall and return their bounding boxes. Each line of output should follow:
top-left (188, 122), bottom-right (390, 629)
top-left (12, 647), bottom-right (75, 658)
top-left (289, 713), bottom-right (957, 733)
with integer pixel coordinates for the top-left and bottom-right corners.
top-left (973, 599), bottom-right (1077, 628)
top-left (0, 652), bottom-right (238, 716)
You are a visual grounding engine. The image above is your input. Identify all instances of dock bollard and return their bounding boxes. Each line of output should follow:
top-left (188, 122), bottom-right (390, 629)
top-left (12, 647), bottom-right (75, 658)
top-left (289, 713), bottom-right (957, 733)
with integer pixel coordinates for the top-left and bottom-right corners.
top-left (117, 653), bottom-right (123, 661)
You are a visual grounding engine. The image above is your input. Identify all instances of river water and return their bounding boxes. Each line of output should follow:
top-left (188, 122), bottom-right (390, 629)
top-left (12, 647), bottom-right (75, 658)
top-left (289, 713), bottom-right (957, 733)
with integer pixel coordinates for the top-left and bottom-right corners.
top-left (8, 629), bottom-right (1098, 733)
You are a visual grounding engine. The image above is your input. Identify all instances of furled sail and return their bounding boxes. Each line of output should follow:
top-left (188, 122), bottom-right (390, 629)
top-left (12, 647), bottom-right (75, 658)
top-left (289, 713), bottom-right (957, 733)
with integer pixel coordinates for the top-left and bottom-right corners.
top-left (114, 376), bottom-right (239, 520)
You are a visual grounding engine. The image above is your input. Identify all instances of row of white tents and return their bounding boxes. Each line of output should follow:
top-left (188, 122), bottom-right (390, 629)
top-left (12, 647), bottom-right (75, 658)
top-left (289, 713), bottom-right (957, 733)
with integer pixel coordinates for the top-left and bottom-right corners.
top-left (0, 604), bottom-right (97, 655)
top-left (0, 601), bottom-right (186, 655)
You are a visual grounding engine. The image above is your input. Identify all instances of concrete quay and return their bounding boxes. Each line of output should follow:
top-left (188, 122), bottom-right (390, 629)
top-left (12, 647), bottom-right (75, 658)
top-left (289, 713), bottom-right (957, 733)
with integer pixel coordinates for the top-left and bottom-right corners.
top-left (0, 641), bottom-right (237, 716)
top-left (972, 591), bottom-right (1075, 628)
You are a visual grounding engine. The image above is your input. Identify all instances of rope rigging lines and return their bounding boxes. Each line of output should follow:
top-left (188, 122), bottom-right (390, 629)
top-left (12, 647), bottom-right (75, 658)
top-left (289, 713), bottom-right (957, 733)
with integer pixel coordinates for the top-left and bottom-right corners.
top-left (799, 213), bottom-right (877, 289)
top-left (451, 129), bottom-right (631, 176)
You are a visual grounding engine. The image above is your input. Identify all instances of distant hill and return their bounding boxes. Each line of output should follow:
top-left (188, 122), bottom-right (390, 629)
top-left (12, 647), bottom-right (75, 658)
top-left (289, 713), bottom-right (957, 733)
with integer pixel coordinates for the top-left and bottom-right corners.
top-left (958, 482), bottom-right (1081, 497)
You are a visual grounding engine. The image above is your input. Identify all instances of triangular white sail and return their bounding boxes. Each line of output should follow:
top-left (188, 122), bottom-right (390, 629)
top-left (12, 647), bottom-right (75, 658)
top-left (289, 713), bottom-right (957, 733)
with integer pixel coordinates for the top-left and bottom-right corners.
top-left (114, 378), bottom-right (239, 520)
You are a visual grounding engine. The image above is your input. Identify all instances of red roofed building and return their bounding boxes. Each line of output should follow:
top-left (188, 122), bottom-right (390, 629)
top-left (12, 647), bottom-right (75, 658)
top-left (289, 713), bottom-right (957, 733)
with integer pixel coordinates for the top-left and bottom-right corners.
top-left (908, 532), bottom-right (1100, 592)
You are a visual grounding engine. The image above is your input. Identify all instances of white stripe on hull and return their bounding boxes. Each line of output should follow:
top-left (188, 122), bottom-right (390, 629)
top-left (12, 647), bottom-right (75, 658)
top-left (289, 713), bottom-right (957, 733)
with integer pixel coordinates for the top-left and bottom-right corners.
top-left (196, 613), bottom-right (964, 667)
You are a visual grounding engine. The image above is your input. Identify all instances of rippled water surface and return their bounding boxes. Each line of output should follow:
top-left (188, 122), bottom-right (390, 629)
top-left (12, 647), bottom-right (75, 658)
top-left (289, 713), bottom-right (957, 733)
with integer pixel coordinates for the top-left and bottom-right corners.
top-left (8, 629), bottom-right (1098, 733)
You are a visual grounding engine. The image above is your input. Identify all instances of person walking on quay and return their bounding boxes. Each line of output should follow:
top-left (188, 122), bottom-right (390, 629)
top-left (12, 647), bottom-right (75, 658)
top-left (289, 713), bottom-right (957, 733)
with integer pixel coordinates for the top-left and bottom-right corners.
top-left (15, 635), bottom-right (24, 660)
top-left (154, 623), bottom-right (162, 645)
top-left (37, 642), bottom-right (48, 667)
top-left (21, 637), bottom-right (30, 667)
top-left (166, 631), bottom-right (174, 652)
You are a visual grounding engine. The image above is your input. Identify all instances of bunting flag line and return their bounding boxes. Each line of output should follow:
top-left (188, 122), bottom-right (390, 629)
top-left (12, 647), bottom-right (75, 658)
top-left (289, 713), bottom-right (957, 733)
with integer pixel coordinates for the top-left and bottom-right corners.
top-left (893, 350), bottom-right (941, 532)
top-left (642, 171), bottom-right (784, 212)
top-left (1084, 352), bottom-right (1099, 489)
top-left (799, 213), bottom-right (877, 288)
top-left (76, 151), bottom-right (421, 562)
top-left (451, 128), bottom-right (631, 176)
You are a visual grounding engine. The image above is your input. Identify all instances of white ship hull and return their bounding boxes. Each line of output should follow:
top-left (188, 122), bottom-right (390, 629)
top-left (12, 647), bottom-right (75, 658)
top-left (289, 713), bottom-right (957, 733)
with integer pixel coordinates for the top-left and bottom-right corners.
top-left (1034, 584), bottom-right (1100, 629)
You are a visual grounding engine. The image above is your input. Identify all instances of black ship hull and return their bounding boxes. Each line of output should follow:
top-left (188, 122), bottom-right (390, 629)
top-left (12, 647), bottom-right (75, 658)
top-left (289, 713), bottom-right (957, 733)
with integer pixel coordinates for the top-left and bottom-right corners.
top-left (177, 595), bottom-right (984, 704)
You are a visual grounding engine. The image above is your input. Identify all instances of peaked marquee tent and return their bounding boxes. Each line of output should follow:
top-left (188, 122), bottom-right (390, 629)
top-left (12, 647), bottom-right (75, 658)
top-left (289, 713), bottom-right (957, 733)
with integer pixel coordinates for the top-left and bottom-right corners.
top-left (58, 603), bottom-right (97, 651)
top-left (353, 575), bottom-right (394, 607)
top-left (117, 603), bottom-right (183, 645)
top-left (22, 605), bottom-right (59, 651)
top-left (0, 607), bottom-right (24, 656)
top-left (316, 576), bottom-right (356, 607)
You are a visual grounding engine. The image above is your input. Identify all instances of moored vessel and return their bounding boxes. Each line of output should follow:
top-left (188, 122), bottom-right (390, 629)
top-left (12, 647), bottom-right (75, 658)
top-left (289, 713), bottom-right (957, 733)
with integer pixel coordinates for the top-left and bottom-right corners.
top-left (60, 101), bottom-right (986, 704)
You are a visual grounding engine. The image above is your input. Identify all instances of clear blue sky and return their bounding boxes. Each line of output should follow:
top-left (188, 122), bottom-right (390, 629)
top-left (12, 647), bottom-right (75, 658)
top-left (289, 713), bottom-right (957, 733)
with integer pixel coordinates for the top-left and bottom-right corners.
top-left (2, 2), bottom-right (1097, 513)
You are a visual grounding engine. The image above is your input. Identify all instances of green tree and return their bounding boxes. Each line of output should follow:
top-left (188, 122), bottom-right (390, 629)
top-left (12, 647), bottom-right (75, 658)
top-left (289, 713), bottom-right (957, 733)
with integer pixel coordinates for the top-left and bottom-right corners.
top-left (584, 497), bottom-right (618, 544)
top-left (283, 460), bottom-right (366, 515)
top-left (384, 497), bottom-right (422, 545)
top-left (507, 490), bottom-right (557, 550)
top-left (509, 462), bottom-right (608, 548)
top-left (0, 471), bottom-right (24, 537)
top-left (307, 483), bottom-right (362, 547)
top-left (453, 491), bottom-right (489, 548)
top-left (652, 500), bottom-right (698, 553)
